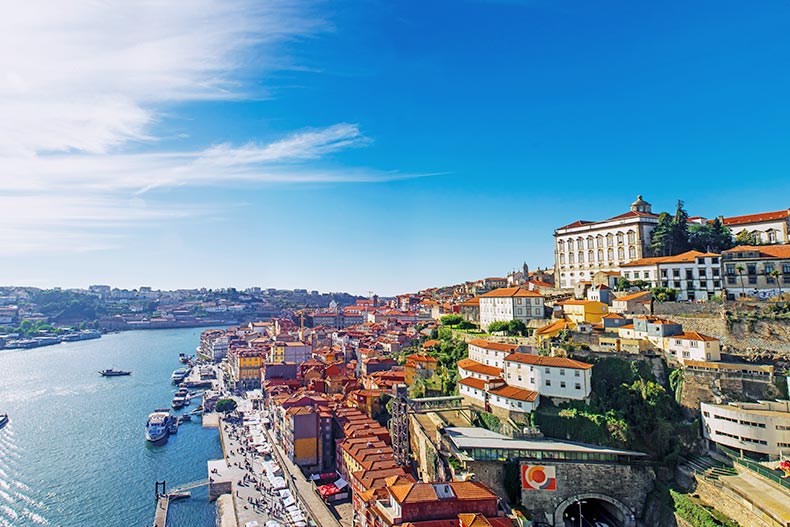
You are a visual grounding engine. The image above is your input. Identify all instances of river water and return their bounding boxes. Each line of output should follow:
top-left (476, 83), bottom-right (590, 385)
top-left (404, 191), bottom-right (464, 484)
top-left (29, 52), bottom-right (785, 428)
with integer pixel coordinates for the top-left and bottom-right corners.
top-left (0, 328), bottom-right (224, 527)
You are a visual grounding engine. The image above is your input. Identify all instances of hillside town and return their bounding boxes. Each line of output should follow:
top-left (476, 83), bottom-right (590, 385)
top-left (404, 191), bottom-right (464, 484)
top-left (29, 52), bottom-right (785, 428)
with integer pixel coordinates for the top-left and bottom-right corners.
top-left (173, 197), bottom-right (790, 527)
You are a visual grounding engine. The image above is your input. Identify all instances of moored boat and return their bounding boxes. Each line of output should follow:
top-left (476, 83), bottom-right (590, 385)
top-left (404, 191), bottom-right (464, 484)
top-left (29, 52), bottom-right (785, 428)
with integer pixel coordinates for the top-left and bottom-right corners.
top-left (0, 414), bottom-right (8, 429)
top-left (145, 409), bottom-right (173, 443)
top-left (171, 368), bottom-right (189, 384)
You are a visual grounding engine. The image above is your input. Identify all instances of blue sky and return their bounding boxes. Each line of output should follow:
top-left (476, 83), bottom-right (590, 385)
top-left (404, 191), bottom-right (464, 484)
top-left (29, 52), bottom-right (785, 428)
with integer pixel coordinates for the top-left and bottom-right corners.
top-left (2, 1), bottom-right (790, 295)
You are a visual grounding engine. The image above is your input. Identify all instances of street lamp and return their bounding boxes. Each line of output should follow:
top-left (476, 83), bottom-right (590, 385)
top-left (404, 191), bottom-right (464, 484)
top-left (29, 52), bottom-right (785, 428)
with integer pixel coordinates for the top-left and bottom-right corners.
top-left (576, 500), bottom-right (587, 527)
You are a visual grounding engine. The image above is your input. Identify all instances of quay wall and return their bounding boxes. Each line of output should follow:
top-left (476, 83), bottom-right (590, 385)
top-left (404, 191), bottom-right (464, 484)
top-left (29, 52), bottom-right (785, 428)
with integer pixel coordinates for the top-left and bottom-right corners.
top-left (216, 494), bottom-right (238, 527)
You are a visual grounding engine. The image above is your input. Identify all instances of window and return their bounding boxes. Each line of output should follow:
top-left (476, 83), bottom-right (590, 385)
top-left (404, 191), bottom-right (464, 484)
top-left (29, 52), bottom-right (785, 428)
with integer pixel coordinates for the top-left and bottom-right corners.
top-left (588, 250), bottom-right (594, 262)
top-left (628, 246), bottom-right (636, 259)
top-left (607, 248), bottom-right (614, 261)
top-left (587, 237), bottom-right (594, 249)
top-left (560, 381), bottom-right (566, 388)
top-left (784, 264), bottom-right (790, 274)
top-left (616, 233), bottom-right (624, 245)
top-left (747, 264), bottom-right (757, 275)
top-left (545, 379), bottom-right (551, 386)
top-left (606, 234), bottom-right (613, 247)
top-left (569, 253), bottom-right (574, 264)
top-left (597, 249), bottom-right (603, 261)
top-left (544, 367), bottom-right (550, 374)
top-left (624, 272), bottom-right (630, 279)
top-left (578, 252), bottom-right (584, 263)
top-left (673, 269), bottom-right (680, 278)
top-left (726, 265), bottom-right (736, 276)
top-left (574, 370), bottom-right (580, 377)
top-left (728, 276), bottom-right (736, 285)
top-left (686, 269), bottom-right (694, 279)
top-left (749, 276), bottom-right (757, 285)
top-left (618, 247), bottom-right (624, 260)
top-left (575, 383), bottom-right (581, 390)
top-left (627, 231), bottom-right (635, 244)
top-left (560, 369), bottom-right (565, 376)
top-left (713, 268), bottom-right (720, 277)
top-left (699, 269), bottom-right (707, 277)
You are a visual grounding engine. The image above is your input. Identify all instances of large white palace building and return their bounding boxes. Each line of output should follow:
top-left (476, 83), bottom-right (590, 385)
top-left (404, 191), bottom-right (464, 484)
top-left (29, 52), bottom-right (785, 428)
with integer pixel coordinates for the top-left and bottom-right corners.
top-left (554, 196), bottom-right (659, 288)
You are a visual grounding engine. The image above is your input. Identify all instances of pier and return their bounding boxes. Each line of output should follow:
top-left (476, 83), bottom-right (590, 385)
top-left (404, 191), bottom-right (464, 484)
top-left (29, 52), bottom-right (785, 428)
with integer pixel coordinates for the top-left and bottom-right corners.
top-left (153, 481), bottom-right (169, 527)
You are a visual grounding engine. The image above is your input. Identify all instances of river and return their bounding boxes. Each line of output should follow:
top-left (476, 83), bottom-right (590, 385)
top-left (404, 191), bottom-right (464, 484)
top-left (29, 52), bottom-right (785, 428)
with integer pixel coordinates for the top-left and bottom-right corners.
top-left (0, 328), bottom-right (224, 527)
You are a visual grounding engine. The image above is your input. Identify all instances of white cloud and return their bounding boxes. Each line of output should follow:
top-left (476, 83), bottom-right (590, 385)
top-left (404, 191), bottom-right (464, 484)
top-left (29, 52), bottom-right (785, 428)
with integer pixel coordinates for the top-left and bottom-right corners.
top-left (0, 1), bottom-right (428, 256)
top-left (0, 0), bottom-right (325, 155)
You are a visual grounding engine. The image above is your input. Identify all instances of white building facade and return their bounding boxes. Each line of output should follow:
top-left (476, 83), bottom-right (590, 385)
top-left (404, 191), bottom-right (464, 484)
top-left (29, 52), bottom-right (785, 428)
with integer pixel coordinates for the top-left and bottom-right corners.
top-left (554, 196), bottom-right (659, 289)
top-left (620, 250), bottom-right (723, 301)
top-left (502, 353), bottom-right (593, 401)
top-left (466, 339), bottom-right (520, 370)
top-left (478, 287), bottom-right (544, 331)
top-left (666, 331), bottom-right (721, 364)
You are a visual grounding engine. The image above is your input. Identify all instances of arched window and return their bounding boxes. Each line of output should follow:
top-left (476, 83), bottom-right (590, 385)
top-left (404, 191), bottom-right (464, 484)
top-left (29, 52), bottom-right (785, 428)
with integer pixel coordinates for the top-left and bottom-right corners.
top-left (578, 252), bottom-right (584, 263)
top-left (607, 248), bottom-right (614, 261)
top-left (618, 247), bottom-right (625, 260)
top-left (616, 232), bottom-right (624, 245)
top-left (606, 234), bottom-right (614, 247)
top-left (569, 253), bottom-right (575, 264)
top-left (588, 250), bottom-right (594, 263)
top-left (558, 239), bottom-right (565, 251)
top-left (560, 254), bottom-right (565, 265)
top-left (627, 231), bottom-right (636, 244)
top-left (577, 238), bottom-right (584, 251)
top-left (596, 235), bottom-right (604, 248)
top-left (587, 236), bottom-right (594, 249)
top-left (598, 249), bottom-right (604, 261)
top-left (628, 246), bottom-right (636, 259)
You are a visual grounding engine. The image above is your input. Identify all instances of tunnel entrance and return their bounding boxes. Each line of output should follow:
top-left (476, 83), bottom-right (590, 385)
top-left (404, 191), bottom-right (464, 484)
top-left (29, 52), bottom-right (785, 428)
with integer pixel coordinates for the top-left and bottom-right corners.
top-left (554, 493), bottom-right (634, 527)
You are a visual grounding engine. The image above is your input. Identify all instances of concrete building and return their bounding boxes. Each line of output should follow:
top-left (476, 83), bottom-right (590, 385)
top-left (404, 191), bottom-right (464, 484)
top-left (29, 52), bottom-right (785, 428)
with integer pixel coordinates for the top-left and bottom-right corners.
top-left (701, 400), bottom-right (790, 460)
top-left (554, 196), bottom-right (659, 288)
top-left (199, 329), bottom-right (229, 362)
top-left (722, 245), bottom-right (790, 300)
top-left (478, 287), bottom-right (544, 331)
top-left (458, 377), bottom-right (539, 421)
top-left (620, 250), bottom-right (723, 301)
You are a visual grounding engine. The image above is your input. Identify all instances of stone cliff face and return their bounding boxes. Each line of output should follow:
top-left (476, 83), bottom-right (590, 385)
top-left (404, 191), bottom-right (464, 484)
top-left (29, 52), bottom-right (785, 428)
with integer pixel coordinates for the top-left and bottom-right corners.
top-left (662, 312), bottom-right (790, 360)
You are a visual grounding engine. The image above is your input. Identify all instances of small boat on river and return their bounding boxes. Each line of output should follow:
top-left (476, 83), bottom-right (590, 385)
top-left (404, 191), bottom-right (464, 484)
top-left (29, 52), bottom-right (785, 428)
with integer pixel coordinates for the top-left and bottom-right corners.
top-left (0, 414), bottom-right (8, 429)
top-left (99, 369), bottom-right (131, 377)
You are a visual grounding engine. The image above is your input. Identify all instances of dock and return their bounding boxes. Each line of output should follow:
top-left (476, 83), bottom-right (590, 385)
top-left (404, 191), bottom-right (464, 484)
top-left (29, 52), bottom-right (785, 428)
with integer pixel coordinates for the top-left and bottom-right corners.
top-left (153, 495), bottom-right (169, 527)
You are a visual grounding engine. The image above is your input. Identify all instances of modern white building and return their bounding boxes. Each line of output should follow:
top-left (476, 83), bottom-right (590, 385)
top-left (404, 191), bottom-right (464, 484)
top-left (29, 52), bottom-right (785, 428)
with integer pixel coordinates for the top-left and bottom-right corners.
top-left (478, 287), bottom-right (544, 330)
top-left (502, 352), bottom-right (593, 401)
top-left (701, 400), bottom-right (790, 459)
top-left (466, 339), bottom-right (520, 370)
top-left (457, 358), bottom-right (502, 381)
top-left (666, 331), bottom-right (721, 364)
top-left (620, 250), bottom-right (723, 301)
top-left (554, 196), bottom-right (659, 288)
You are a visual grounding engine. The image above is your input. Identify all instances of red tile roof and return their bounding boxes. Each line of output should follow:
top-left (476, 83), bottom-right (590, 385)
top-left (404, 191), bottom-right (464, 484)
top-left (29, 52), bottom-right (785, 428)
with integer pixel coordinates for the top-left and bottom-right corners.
top-left (614, 291), bottom-right (652, 302)
top-left (489, 384), bottom-right (538, 402)
top-left (724, 245), bottom-right (790, 259)
top-left (721, 209), bottom-right (789, 227)
top-left (621, 250), bottom-right (719, 267)
top-left (457, 358), bottom-right (503, 377)
top-left (480, 287), bottom-right (543, 298)
top-left (468, 339), bottom-right (519, 353)
top-left (675, 331), bottom-right (718, 342)
top-left (504, 352), bottom-right (593, 370)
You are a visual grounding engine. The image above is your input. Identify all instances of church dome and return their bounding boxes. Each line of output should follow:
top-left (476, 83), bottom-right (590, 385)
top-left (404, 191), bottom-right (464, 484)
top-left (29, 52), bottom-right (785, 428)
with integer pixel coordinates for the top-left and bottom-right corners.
top-left (630, 195), bottom-right (652, 213)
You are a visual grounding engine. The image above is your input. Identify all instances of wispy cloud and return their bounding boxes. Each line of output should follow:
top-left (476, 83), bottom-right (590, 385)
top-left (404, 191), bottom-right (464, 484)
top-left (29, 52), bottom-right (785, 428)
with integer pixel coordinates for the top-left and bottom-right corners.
top-left (0, 2), bottom-right (425, 256)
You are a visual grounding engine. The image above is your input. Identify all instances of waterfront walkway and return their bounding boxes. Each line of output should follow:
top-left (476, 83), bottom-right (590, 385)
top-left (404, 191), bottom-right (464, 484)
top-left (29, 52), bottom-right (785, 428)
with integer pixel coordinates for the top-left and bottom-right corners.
top-left (218, 418), bottom-right (278, 527)
top-left (263, 425), bottom-right (343, 527)
top-left (153, 495), bottom-right (168, 527)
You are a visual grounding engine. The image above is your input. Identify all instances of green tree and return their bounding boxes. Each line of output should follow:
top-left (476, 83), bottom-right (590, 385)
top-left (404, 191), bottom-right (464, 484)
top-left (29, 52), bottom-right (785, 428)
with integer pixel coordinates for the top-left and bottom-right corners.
top-left (649, 212), bottom-right (673, 257)
top-left (735, 229), bottom-right (761, 246)
top-left (670, 200), bottom-right (691, 255)
top-left (408, 377), bottom-right (426, 398)
top-left (507, 319), bottom-right (527, 336)
top-left (487, 321), bottom-right (510, 333)
top-left (616, 277), bottom-right (632, 291)
top-left (735, 264), bottom-right (746, 298)
top-left (769, 269), bottom-right (783, 301)
top-left (651, 287), bottom-right (677, 302)
top-left (440, 314), bottom-right (463, 326)
top-left (215, 398), bottom-right (238, 414)
top-left (689, 219), bottom-right (734, 253)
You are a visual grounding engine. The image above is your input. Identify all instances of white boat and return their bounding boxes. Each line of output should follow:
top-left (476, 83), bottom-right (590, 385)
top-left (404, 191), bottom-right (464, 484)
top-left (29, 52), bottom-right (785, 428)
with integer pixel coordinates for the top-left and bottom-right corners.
top-left (145, 409), bottom-right (173, 442)
top-left (171, 368), bottom-right (189, 384)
